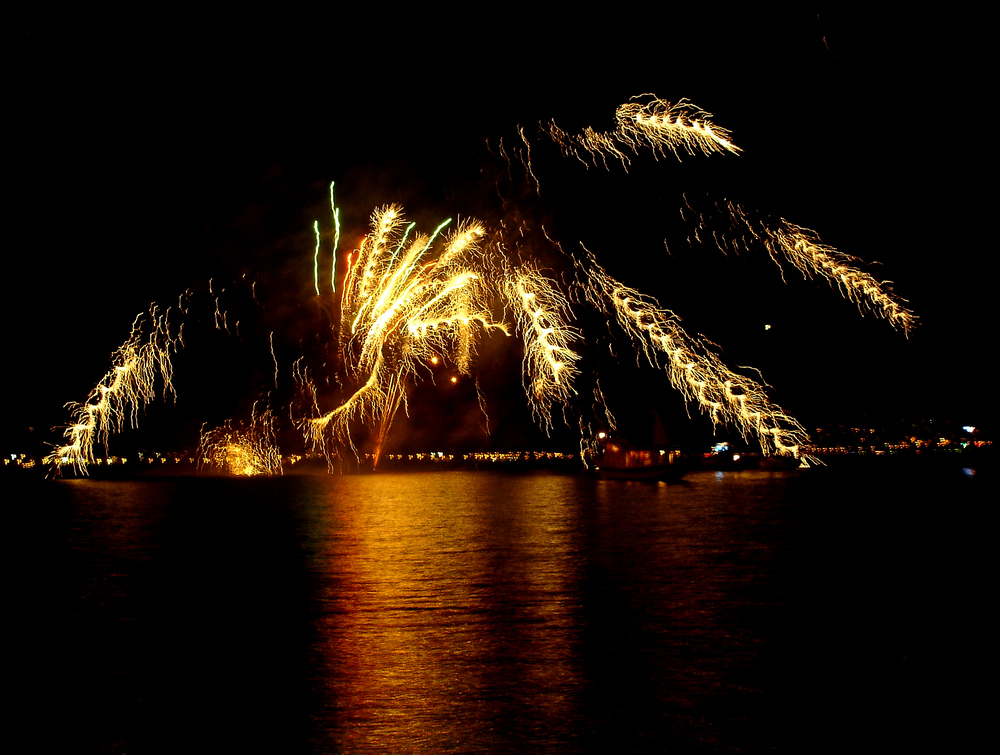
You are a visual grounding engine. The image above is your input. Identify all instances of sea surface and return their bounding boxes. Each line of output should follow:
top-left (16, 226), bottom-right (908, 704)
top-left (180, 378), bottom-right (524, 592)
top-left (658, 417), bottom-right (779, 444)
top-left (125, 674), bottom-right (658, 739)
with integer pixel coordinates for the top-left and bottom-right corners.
top-left (13, 462), bottom-right (992, 753)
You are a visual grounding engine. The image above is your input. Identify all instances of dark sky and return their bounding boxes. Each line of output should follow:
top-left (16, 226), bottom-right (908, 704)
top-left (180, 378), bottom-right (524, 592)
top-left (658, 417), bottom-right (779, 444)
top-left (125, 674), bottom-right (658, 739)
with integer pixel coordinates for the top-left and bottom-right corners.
top-left (6, 8), bottom-right (992, 456)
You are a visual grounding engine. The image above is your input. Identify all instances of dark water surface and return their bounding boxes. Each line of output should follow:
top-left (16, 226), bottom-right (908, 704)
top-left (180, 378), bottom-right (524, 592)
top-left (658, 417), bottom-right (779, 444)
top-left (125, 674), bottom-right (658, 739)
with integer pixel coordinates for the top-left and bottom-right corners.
top-left (16, 464), bottom-right (991, 753)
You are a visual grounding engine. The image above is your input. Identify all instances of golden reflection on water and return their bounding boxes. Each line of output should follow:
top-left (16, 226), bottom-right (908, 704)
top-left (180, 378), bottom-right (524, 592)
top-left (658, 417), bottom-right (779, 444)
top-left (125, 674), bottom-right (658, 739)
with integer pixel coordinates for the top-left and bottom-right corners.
top-left (48, 468), bottom-right (841, 753)
top-left (305, 472), bottom-right (583, 752)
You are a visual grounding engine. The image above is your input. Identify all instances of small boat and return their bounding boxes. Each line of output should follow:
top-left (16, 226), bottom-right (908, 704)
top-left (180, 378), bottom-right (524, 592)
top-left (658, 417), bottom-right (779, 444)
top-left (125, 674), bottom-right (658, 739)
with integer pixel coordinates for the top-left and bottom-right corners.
top-left (594, 437), bottom-right (687, 481)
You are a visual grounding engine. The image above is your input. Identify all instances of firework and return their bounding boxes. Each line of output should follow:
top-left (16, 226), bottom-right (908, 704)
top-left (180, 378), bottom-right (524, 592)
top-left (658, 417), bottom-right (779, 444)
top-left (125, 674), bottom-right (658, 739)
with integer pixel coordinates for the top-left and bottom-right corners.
top-left (44, 95), bottom-right (915, 474)
top-left (301, 206), bottom-right (508, 468)
top-left (545, 95), bottom-right (741, 171)
top-left (578, 248), bottom-right (812, 460)
top-left (503, 265), bottom-right (581, 430)
top-left (692, 200), bottom-right (916, 332)
top-left (198, 403), bottom-right (282, 476)
top-left (44, 307), bottom-right (181, 475)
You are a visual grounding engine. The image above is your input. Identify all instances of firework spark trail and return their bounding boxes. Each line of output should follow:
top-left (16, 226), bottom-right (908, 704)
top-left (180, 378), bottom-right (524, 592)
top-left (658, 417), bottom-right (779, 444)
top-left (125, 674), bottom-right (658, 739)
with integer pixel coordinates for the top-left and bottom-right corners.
top-left (198, 403), bottom-right (282, 476)
top-left (697, 200), bottom-right (917, 332)
top-left (313, 220), bottom-right (322, 296)
top-left (301, 206), bottom-right (509, 468)
top-left (329, 181), bottom-right (341, 292)
top-left (538, 96), bottom-right (912, 333)
top-left (578, 249), bottom-right (813, 460)
top-left (545, 95), bottom-right (741, 170)
top-left (313, 182), bottom-right (344, 296)
top-left (44, 307), bottom-right (182, 475)
top-left (503, 265), bottom-right (581, 430)
top-left (45, 282), bottom-right (243, 476)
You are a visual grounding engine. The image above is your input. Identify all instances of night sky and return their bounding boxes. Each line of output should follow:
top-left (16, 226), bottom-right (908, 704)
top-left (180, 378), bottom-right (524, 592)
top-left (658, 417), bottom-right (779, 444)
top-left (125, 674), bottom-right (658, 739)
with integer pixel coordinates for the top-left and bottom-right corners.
top-left (7, 8), bottom-right (991, 457)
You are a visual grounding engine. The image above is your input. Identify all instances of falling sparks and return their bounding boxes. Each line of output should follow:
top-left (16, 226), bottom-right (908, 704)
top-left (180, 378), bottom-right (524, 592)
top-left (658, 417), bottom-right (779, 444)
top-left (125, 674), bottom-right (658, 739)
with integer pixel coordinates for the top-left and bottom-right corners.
top-left (579, 249), bottom-right (812, 460)
top-left (504, 265), bottom-right (580, 430)
top-left (44, 307), bottom-right (181, 475)
top-left (198, 404), bottom-right (282, 476)
top-left (300, 206), bottom-right (508, 468)
top-left (694, 200), bottom-right (916, 333)
top-left (545, 94), bottom-right (741, 170)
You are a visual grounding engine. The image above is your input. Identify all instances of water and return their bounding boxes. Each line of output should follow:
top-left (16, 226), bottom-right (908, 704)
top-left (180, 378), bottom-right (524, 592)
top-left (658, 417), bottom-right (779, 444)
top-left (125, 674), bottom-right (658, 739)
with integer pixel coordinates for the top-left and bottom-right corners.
top-left (14, 463), bottom-right (991, 753)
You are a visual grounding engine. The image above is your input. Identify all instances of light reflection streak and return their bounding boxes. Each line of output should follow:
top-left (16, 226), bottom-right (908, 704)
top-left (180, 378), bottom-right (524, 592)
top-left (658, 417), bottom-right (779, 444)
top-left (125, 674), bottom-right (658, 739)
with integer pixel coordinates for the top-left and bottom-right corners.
top-left (306, 473), bottom-right (580, 750)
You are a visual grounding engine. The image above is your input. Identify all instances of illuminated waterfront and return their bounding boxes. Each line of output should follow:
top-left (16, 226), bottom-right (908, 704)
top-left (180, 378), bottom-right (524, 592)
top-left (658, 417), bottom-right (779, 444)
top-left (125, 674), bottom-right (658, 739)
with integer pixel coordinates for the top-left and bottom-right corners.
top-left (6, 414), bottom-right (990, 476)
